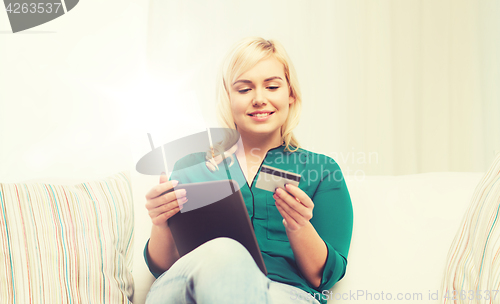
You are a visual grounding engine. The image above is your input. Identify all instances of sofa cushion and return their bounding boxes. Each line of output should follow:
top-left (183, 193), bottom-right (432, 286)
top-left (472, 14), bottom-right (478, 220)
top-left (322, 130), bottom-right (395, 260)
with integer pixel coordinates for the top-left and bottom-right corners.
top-left (0, 171), bottom-right (134, 303)
top-left (440, 153), bottom-right (500, 300)
top-left (329, 172), bottom-right (484, 303)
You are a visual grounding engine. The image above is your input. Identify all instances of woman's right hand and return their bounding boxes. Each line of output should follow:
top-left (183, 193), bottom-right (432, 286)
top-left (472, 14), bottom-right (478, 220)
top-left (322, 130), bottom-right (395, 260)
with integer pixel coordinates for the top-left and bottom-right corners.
top-left (145, 174), bottom-right (188, 227)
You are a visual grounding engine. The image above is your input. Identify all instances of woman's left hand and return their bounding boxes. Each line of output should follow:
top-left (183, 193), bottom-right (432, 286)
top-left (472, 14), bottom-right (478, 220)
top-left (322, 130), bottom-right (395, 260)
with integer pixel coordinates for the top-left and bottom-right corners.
top-left (273, 184), bottom-right (314, 232)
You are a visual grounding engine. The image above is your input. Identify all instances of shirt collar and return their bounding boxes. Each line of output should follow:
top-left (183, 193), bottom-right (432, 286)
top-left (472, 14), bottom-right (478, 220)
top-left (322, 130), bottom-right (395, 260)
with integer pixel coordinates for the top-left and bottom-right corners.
top-left (267, 141), bottom-right (299, 155)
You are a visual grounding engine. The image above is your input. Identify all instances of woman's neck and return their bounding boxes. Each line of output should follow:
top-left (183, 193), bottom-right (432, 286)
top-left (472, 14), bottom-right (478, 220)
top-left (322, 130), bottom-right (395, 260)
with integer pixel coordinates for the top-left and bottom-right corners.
top-left (234, 131), bottom-right (282, 185)
top-left (237, 131), bottom-right (282, 160)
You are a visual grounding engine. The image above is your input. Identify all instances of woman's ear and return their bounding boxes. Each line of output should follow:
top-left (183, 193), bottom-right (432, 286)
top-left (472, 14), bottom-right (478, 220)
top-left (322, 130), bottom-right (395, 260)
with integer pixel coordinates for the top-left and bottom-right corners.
top-left (288, 85), bottom-right (295, 104)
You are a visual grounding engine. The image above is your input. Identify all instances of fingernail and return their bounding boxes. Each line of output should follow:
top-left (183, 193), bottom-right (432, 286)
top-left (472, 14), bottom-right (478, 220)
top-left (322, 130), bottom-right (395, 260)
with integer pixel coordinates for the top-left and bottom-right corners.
top-left (171, 180), bottom-right (179, 187)
top-left (161, 172), bottom-right (166, 176)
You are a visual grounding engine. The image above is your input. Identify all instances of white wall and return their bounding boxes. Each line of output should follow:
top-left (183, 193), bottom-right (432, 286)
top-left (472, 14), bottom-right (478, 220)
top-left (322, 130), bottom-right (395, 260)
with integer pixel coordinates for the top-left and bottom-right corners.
top-left (0, 0), bottom-right (149, 182)
top-left (146, 0), bottom-right (500, 176)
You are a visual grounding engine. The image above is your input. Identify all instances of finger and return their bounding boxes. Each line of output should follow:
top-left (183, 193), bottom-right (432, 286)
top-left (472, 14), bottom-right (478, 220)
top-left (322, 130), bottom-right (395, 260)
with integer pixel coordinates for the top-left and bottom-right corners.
top-left (159, 172), bottom-right (169, 184)
top-left (274, 189), bottom-right (312, 220)
top-left (275, 197), bottom-right (308, 227)
top-left (284, 184), bottom-right (314, 208)
top-left (149, 196), bottom-right (188, 218)
top-left (146, 188), bottom-right (186, 211)
top-left (146, 188), bottom-right (186, 210)
top-left (151, 206), bottom-right (181, 226)
top-left (275, 199), bottom-right (300, 229)
top-left (145, 180), bottom-right (179, 200)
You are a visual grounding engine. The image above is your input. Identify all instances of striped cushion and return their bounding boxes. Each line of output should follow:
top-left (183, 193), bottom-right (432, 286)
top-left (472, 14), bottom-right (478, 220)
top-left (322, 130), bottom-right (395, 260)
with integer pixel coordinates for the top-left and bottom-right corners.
top-left (0, 171), bottom-right (134, 304)
top-left (440, 153), bottom-right (500, 299)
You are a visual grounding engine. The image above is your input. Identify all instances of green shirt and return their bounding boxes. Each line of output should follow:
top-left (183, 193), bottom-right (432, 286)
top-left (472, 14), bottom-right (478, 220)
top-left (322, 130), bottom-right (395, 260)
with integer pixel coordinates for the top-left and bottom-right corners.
top-left (144, 144), bottom-right (353, 304)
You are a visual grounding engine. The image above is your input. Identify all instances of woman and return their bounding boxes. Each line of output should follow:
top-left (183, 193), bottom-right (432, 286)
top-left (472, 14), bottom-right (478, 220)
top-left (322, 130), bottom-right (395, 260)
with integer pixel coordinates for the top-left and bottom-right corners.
top-left (143, 37), bottom-right (353, 304)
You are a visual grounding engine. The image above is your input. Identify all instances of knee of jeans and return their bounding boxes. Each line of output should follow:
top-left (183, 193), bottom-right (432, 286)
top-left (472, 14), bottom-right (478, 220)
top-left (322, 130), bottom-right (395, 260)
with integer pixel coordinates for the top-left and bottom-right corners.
top-left (201, 237), bottom-right (251, 264)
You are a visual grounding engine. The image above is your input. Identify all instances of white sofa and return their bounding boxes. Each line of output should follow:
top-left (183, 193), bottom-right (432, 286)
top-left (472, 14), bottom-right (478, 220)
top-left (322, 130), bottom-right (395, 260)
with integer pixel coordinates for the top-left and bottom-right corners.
top-left (131, 171), bottom-right (485, 304)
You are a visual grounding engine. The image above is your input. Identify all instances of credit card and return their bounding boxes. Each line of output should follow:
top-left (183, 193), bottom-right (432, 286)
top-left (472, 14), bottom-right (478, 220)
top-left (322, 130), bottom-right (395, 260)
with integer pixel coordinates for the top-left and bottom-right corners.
top-left (254, 165), bottom-right (301, 193)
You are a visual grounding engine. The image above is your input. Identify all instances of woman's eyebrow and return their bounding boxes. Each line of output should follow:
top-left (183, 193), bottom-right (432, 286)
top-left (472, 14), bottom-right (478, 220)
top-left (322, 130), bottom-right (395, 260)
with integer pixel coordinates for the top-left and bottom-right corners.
top-left (232, 76), bottom-right (283, 86)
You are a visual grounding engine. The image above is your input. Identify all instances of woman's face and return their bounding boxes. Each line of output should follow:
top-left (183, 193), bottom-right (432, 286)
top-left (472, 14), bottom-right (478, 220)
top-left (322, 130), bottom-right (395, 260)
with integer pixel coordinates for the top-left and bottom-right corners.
top-left (229, 57), bottom-right (295, 143)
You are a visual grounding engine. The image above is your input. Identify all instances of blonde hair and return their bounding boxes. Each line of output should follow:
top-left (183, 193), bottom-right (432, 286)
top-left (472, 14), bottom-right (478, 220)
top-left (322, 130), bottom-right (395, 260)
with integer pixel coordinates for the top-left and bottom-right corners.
top-left (206, 37), bottom-right (303, 169)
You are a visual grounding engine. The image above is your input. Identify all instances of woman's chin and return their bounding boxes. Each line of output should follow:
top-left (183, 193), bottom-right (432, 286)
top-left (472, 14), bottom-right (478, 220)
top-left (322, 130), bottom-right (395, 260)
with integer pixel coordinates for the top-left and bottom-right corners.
top-left (240, 128), bottom-right (280, 138)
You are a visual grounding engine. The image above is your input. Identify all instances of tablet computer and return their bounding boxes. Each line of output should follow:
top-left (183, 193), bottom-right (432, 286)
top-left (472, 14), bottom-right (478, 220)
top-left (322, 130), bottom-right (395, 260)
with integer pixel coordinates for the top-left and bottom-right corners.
top-left (166, 179), bottom-right (268, 275)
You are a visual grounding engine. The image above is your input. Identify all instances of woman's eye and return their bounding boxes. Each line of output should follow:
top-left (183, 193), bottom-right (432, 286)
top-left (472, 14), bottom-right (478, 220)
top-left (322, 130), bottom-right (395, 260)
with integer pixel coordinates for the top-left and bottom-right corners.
top-left (237, 86), bottom-right (278, 93)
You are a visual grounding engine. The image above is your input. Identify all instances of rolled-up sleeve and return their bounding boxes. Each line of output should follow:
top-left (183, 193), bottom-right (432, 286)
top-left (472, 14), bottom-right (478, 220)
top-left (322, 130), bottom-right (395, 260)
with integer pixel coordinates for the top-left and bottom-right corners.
top-left (310, 160), bottom-right (353, 291)
top-left (142, 157), bottom-right (194, 278)
top-left (143, 239), bottom-right (163, 279)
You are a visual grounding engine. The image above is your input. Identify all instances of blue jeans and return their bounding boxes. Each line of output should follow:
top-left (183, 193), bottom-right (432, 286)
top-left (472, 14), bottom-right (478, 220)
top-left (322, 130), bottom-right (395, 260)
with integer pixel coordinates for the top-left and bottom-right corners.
top-left (145, 237), bottom-right (320, 304)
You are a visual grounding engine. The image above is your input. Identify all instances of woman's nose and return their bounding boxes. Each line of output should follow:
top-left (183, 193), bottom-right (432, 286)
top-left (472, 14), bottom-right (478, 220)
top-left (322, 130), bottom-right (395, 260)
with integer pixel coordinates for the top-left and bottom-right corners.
top-left (252, 88), bottom-right (266, 106)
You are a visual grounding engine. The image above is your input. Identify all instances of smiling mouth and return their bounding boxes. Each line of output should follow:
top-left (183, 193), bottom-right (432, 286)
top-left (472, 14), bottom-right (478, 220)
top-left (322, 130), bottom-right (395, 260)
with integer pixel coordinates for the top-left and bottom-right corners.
top-left (248, 112), bottom-right (275, 117)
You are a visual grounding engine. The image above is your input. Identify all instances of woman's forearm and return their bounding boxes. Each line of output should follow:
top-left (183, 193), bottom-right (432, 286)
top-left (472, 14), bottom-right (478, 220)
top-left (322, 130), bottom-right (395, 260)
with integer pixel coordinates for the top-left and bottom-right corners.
top-left (286, 222), bottom-right (327, 288)
top-left (147, 225), bottom-right (180, 274)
